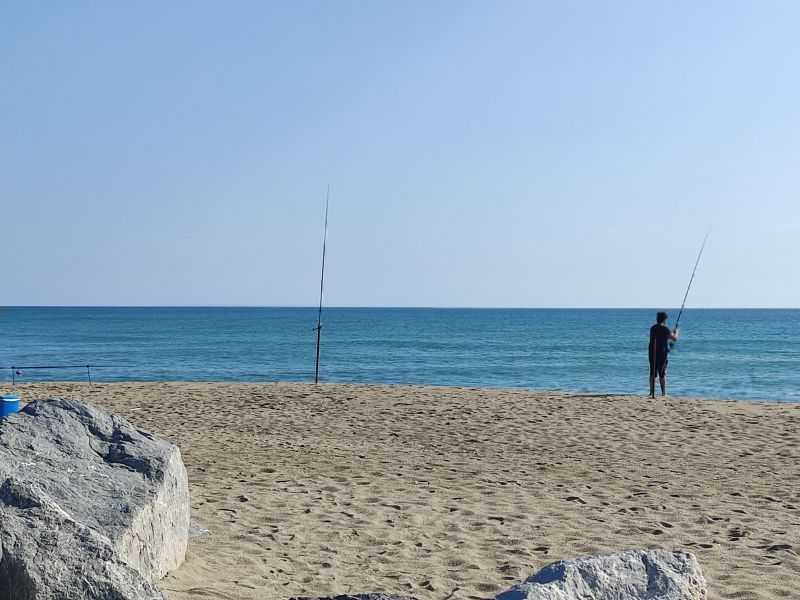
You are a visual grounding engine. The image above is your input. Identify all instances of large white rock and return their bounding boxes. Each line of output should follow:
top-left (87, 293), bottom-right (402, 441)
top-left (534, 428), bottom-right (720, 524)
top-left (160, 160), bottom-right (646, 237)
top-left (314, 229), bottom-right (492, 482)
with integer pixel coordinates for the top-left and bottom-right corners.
top-left (496, 549), bottom-right (707, 600)
top-left (0, 398), bottom-right (189, 598)
top-left (0, 477), bottom-right (170, 599)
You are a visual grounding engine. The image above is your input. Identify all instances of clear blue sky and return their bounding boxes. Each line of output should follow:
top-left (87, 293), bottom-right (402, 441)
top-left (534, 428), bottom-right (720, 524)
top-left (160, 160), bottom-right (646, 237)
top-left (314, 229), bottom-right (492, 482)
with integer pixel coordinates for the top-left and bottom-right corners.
top-left (2, 2), bottom-right (798, 307)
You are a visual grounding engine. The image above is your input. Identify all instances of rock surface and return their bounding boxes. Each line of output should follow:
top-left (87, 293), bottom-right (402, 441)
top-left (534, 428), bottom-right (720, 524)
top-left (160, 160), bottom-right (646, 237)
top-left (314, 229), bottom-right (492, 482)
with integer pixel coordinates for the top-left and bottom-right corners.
top-left (496, 549), bottom-right (707, 600)
top-left (0, 398), bottom-right (189, 599)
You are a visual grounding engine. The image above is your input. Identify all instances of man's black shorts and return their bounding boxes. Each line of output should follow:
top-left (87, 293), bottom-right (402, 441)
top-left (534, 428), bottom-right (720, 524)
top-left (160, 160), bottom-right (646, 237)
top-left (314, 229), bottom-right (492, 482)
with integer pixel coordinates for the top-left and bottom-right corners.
top-left (649, 355), bottom-right (668, 377)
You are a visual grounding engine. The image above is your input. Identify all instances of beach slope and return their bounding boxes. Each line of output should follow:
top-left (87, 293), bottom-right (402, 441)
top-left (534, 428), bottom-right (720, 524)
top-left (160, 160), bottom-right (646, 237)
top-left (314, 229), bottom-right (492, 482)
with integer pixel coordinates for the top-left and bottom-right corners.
top-left (7, 382), bottom-right (798, 600)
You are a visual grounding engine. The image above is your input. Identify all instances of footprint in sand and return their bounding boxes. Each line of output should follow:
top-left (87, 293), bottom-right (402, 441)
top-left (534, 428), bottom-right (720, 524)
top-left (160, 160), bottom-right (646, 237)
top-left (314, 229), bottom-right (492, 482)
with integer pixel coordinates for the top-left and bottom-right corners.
top-left (728, 527), bottom-right (747, 541)
top-left (565, 496), bottom-right (587, 504)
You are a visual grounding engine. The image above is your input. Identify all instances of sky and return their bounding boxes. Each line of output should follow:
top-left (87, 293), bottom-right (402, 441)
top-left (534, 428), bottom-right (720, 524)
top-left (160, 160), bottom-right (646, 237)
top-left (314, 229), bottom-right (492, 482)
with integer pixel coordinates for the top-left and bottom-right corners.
top-left (2, 1), bottom-right (798, 308)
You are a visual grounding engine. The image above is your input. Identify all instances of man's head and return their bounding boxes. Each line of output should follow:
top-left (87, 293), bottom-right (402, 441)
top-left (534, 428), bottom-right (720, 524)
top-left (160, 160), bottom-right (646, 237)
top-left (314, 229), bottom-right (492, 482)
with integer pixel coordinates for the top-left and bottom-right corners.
top-left (656, 311), bottom-right (668, 324)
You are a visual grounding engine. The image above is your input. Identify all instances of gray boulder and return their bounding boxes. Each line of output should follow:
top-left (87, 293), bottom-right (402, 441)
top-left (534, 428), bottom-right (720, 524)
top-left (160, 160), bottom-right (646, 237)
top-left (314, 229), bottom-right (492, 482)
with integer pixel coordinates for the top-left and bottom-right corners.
top-left (0, 478), bottom-right (170, 599)
top-left (496, 549), bottom-right (707, 600)
top-left (0, 398), bottom-right (189, 599)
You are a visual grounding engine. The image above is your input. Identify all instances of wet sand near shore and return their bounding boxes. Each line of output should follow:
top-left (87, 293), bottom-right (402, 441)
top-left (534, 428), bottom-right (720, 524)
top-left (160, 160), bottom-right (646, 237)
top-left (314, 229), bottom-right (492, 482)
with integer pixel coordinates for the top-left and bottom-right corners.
top-left (6, 382), bottom-right (799, 600)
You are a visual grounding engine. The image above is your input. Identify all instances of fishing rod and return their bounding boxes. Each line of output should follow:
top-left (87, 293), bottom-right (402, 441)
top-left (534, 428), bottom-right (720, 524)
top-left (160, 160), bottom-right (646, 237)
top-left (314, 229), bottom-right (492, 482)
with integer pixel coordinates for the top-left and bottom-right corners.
top-left (313, 184), bottom-right (330, 384)
top-left (666, 232), bottom-right (708, 355)
top-left (674, 231), bottom-right (709, 331)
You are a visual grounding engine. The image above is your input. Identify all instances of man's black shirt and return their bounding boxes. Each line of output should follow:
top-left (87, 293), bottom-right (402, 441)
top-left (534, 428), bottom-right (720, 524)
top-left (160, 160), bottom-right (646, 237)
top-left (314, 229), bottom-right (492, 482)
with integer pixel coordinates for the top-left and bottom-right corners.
top-left (649, 323), bottom-right (671, 361)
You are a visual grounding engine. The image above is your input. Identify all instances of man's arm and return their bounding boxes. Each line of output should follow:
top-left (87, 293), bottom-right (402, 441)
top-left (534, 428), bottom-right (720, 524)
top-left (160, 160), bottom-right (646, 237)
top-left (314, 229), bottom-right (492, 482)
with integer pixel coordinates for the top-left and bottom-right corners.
top-left (669, 327), bottom-right (679, 341)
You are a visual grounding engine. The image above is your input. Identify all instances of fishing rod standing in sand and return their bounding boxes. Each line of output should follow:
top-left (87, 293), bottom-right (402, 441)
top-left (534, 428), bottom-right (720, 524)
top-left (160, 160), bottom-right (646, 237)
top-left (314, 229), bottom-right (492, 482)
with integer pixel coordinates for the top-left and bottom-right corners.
top-left (314, 185), bottom-right (330, 384)
top-left (670, 231), bottom-right (709, 350)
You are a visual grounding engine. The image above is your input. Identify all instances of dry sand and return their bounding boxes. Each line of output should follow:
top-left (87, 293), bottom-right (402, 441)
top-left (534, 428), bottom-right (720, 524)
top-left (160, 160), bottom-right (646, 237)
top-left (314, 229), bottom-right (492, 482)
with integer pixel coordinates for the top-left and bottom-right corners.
top-left (4, 382), bottom-right (799, 600)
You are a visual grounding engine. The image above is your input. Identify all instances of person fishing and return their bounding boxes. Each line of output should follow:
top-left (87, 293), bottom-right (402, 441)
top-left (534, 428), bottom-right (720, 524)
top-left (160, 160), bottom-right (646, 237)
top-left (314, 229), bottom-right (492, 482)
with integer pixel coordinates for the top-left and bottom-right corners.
top-left (648, 311), bottom-right (678, 398)
top-left (648, 232), bottom-right (708, 398)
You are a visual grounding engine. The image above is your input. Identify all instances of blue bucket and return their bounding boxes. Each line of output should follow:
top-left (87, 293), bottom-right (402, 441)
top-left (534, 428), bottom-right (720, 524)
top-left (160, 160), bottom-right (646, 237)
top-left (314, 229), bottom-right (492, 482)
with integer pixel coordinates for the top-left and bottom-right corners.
top-left (1, 395), bottom-right (20, 418)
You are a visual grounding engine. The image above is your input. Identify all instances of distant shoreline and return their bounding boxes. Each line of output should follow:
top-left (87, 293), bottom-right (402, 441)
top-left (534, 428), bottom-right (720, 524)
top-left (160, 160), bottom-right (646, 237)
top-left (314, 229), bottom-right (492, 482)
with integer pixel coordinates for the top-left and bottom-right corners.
top-left (3, 379), bottom-right (796, 406)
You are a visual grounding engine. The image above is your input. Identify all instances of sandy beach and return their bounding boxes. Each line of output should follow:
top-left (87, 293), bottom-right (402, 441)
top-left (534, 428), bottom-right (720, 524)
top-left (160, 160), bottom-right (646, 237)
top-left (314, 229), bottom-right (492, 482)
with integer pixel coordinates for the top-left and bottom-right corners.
top-left (4, 382), bottom-right (798, 600)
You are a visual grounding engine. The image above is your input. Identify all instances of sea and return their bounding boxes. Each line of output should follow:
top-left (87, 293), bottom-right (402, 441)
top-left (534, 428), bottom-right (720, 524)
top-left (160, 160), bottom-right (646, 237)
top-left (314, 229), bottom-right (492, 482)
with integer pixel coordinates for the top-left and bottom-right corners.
top-left (1, 307), bottom-right (798, 403)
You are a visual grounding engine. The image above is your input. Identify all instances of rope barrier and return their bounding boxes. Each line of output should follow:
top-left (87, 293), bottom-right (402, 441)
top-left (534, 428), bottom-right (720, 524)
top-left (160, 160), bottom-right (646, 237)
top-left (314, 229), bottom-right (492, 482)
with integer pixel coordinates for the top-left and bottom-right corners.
top-left (3, 364), bottom-right (125, 386)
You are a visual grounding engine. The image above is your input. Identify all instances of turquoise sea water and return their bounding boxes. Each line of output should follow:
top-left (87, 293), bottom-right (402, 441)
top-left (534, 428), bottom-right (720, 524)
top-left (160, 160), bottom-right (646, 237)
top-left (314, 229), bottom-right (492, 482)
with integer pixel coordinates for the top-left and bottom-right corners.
top-left (0, 307), bottom-right (798, 402)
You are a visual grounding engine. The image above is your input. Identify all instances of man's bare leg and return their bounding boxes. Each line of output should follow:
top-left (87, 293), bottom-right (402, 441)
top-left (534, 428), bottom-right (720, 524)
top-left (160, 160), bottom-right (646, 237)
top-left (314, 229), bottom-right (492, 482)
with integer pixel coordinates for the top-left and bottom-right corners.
top-left (649, 372), bottom-right (656, 398)
top-left (659, 373), bottom-right (667, 397)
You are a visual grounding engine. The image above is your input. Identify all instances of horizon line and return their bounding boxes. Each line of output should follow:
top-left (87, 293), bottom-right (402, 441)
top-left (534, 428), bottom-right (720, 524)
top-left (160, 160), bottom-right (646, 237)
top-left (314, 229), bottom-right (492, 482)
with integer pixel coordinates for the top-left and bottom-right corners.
top-left (3, 305), bottom-right (799, 310)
